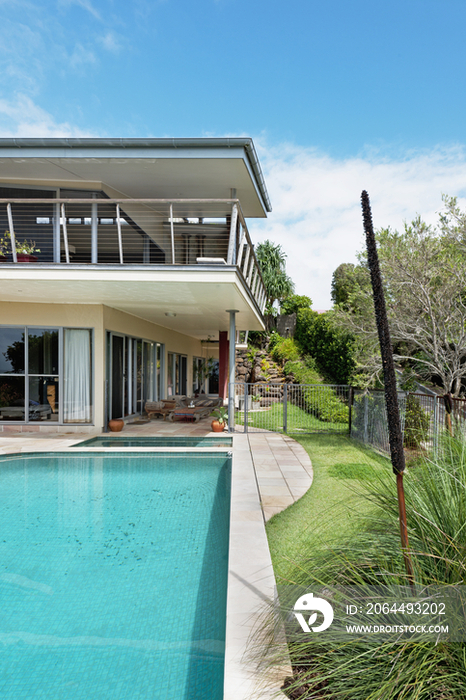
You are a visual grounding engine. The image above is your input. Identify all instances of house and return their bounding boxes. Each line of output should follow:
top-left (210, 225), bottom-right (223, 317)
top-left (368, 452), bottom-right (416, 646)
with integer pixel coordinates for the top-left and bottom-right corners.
top-left (0, 138), bottom-right (270, 432)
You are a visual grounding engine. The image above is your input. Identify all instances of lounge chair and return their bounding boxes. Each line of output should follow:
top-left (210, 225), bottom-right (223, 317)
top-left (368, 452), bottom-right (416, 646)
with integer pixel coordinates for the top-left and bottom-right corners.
top-left (145, 396), bottom-right (186, 420)
top-left (167, 397), bottom-right (223, 423)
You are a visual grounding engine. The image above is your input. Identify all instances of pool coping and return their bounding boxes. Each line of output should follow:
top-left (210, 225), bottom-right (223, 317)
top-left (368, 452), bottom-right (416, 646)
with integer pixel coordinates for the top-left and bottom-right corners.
top-left (0, 431), bottom-right (314, 699)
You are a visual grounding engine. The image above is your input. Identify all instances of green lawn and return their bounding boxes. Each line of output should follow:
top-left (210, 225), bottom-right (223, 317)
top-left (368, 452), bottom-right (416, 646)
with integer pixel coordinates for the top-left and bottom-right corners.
top-left (265, 434), bottom-right (391, 581)
top-left (235, 401), bottom-right (348, 434)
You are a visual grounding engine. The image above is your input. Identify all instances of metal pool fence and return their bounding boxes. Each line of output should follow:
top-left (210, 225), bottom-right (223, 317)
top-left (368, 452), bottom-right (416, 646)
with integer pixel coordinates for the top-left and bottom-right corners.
top-left (231, 383), bottom-right (466, 453)
top-left (232, 382), bottom-right (351, 434)
top-left (350, 390), bottom-right (466, 455)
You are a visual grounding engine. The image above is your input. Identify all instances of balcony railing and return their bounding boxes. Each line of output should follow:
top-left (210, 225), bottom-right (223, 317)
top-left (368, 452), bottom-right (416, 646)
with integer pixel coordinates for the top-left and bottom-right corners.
top-left (0, 197), bottom-right (267, 313)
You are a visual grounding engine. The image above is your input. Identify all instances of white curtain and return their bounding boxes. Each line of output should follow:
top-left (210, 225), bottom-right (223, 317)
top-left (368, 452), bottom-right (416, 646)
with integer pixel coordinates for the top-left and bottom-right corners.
top-left (64, 329), bottom-right (91, 422)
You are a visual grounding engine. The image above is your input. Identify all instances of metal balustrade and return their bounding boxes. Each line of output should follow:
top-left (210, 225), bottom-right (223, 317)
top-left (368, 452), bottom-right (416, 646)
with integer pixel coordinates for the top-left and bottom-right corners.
top-left (0, 197), bottom-right (266, 313)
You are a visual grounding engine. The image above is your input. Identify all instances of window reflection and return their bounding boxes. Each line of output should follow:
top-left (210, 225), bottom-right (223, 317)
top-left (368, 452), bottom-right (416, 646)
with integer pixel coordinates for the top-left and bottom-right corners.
top-left (0, 328), bottom-right (25, 374)
top-left (28, 328), bottom-right (59, 375)
top-left (0, 377), bottom-right (25, 420)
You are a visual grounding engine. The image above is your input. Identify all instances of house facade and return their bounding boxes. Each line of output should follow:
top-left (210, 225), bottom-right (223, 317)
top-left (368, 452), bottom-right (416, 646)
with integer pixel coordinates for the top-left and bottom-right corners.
top-left (0, 138), bottom-right (270, 432)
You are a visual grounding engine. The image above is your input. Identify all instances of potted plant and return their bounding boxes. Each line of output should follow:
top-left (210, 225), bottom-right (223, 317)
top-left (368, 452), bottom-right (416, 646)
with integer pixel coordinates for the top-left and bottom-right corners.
top-left (0, 231), bottom-right (10, 262)
top-left (211, 406), bottom-right (228, 432)
top-left (0, 230), bottom-right (41, 262)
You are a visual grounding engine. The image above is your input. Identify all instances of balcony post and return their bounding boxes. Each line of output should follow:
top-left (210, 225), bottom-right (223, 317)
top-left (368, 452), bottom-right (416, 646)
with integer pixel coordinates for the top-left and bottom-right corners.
top-left (6, 204), bottom-right (17, 263)
top-left (61, 204), bottom-right (70, 263)
top-left (227, 309), bottom-right (238, 433)
top-left (91, 194), bottom-right (98, 264)
top-left (227, 203), bottom-right (238, 264)
top-left (53, 201), bottom-right (60, 262)
top-left (170, 204), bottom-right (176, 264)
top-left (116, 204), bottom-right (124, 264)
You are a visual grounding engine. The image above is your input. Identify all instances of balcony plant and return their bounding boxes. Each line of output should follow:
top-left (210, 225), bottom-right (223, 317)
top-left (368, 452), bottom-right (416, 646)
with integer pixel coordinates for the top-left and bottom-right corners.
top-left (0, 231), bottom-right (10, 261)
top-left (0, 230), bottom-right (41, 262)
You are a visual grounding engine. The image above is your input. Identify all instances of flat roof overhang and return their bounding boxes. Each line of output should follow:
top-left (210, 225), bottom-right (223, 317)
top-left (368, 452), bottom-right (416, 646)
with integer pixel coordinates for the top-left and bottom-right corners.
top-left (0, 265), bottom-right (265, 338)
top-left (0, 138), bottom-right (271, 218)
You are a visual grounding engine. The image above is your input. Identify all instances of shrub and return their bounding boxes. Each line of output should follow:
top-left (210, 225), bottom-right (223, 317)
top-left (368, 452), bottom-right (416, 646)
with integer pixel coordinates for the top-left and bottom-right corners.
top-left (268, 336), bottom-right (301, 365)
top-left (403, 393), bottom-right (431, 449)
top-left (283, 360), bottom-right (348, 424)
top-left (295, 309), bottom-right (355, 384)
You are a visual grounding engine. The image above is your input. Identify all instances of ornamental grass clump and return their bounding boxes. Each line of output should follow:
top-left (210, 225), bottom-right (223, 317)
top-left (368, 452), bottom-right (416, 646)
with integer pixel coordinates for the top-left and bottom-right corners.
top-left (256, 433), bottom-right (466, 699)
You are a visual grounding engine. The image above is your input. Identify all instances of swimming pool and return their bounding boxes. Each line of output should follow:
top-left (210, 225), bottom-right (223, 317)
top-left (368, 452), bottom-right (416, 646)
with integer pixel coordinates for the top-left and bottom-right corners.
top-left (0, 451), bottom-right (231, 699)
top-left (73, 436), bottom-right (233, 448)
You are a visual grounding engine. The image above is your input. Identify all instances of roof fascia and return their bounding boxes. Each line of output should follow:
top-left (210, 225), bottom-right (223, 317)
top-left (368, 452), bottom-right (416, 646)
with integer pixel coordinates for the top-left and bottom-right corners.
top-left (0, 137), bottom-right (271, 213)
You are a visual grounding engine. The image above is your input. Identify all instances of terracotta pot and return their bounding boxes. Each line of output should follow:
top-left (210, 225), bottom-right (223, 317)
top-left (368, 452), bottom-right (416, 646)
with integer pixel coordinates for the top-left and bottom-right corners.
top-left (108, 419), bottom-right (124, 432)
top-left (211, 420), bottom-right (225, 433)
top-left (16, 253), bottom-right (38, 262)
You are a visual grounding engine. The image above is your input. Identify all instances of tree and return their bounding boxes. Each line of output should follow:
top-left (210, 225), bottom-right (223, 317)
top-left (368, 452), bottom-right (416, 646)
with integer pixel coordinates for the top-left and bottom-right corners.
top-left (280, 294), bottom-right (312, 315)
top-left (331, 263), bottom-right (370, 309)
top-left (255, 240), bottom-right (294, 313)
top-left (333, 201), bottom-right (466, 395)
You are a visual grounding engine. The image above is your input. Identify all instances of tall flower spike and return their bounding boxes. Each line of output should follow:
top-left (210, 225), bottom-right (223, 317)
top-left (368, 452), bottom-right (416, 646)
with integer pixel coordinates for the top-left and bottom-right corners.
top-left (361, 190), bottom-right (414, 588)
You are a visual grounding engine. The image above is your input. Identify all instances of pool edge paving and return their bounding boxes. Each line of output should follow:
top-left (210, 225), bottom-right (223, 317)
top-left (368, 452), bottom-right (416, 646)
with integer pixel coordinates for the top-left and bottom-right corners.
top-left (0, 427), bottom-right (313, 700)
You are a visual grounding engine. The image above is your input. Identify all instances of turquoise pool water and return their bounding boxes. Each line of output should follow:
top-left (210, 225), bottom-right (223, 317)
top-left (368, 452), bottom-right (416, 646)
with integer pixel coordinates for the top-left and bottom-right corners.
top-left (73, 436), bottom-right (233, 448)
top-left (0, 451), bottom-right (231, 699)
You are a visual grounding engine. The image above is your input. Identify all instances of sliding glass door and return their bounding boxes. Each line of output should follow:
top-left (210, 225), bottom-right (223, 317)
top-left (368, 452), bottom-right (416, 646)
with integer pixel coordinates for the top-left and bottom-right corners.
top-left (108, 333), bottom-right (163, 419)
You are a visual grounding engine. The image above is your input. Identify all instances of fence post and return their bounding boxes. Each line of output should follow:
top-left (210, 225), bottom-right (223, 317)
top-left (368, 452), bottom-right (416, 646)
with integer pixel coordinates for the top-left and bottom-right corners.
top-left (364, 395), bottom-right (369, 443)
top-left (244, 384), bottom-right (249, 433)
top-left (283, 384), bottom-right (288, 433)
top-left (348, 386), bottom-right (353, 437)
top-left (433, 396), bottom-right (439, 457)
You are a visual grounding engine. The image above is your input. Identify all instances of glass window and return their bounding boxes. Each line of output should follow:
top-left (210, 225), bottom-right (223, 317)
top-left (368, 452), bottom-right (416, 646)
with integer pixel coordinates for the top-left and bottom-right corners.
top-left (0, 376), bottom-right (25, 420)
top-left (29, 376), bottom-right (59, 422)
top-left (208, 361), bottom-right (219, 395)
top-left (0, 327), bottom-right (25, 374)
top-left (0, 325), bottom-right (93, 424)
top-left (28, 328), bottom-right (59, 375)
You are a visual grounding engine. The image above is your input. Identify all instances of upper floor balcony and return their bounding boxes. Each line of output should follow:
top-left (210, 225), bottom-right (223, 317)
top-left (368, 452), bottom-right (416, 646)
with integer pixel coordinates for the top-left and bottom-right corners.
top-left (0, 196), bottom-right (267, 336)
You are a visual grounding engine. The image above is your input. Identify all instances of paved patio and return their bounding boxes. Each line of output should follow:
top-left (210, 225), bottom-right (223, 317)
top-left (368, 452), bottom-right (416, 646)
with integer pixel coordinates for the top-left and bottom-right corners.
top-left (0, 418), bottom-right (313, 699)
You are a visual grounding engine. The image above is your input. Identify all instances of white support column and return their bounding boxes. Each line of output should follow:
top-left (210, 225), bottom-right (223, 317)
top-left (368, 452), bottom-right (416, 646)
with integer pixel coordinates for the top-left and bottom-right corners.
top-left (61, 204), bottom-right (70, 264)
top-left (170, 204), bottom-right (175, 264)
top-left (6, 203), bottom-right (17, 263)
top-left (227, 203), bottom-right (238, 264)
top-left (116, 204), bottom-right (124, 264)
top-left (226, 309), bottom-right (238, 433)
top-left (53, 201), bottom-right (60, 262)
top-left (91, 194), bottom-right (98, 264)
top-left (237, 227), bottom-right (246, 267)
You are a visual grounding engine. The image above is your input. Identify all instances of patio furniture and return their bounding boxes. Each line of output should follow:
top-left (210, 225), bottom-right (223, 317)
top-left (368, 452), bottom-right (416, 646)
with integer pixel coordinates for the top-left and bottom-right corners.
top-left (145, 400), bottom-right (177, 420)
top-left (0, 404), bottom-right (52, 420)
top-left (167, 397), bottom-right (223, 423)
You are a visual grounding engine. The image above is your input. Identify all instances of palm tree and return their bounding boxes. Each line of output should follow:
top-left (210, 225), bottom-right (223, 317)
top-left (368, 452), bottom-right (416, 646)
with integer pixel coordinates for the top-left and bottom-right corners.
top-left (255, 240), bottom-right (294, 313)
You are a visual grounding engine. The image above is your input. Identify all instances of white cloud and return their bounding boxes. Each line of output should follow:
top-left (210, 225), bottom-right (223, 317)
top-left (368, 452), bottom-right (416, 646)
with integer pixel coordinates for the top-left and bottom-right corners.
top-left (253, 141), bottom-right (466, 310)
top-left (69, 42), bottom-right (97, 68)
top-left (0, 94), bottom-right (96, 137)
top-left (58, 0), bottom-right (101, 21)
top-left (98, 31), bottom-right (124, 54)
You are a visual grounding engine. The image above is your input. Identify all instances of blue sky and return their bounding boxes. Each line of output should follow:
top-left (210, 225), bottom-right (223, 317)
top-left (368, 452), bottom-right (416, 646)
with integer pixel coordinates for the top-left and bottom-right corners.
top-left (2, 0), bottom-right (466, 306)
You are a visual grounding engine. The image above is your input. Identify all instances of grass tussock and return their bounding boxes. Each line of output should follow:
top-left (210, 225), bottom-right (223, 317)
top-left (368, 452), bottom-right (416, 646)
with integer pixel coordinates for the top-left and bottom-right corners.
top-left (259, 434), bottom-right (466, 699)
